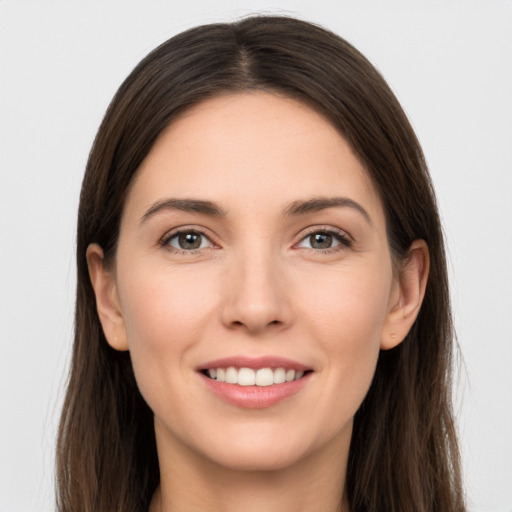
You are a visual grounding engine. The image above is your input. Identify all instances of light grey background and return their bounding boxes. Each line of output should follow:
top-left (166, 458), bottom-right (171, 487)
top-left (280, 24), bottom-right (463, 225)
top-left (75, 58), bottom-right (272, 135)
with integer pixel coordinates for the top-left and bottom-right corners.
top-left (1, 1), bottom-right (511, 511)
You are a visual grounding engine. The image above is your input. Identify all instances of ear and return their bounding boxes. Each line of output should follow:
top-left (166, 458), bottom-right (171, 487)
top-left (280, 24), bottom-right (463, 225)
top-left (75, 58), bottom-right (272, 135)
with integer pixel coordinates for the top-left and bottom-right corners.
top-left (86, 243), bottom-right (129, 351)
top-left (381, 240), bottom-right (430, 350)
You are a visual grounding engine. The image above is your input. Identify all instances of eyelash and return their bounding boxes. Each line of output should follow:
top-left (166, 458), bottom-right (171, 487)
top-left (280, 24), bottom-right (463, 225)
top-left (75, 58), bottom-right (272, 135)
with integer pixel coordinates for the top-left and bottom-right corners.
top-left (160, 226), bottom-right (352, 255)
top-left (297, 227), bottom-right (352, 254)
top-left (160, 229), bottom-right (215, 255)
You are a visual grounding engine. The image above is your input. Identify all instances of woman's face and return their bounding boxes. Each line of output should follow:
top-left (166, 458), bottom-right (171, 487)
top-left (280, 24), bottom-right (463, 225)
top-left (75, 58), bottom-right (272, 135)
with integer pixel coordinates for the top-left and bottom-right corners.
top-left (93, 92), bottom-right (408, 472)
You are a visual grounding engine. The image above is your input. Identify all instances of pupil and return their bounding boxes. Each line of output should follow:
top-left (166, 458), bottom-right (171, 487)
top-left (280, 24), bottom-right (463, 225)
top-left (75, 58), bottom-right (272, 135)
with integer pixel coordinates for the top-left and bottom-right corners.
top-left (311, 233), bottom-right (332, 249)
top-left (179, 232), bottom-right (201, 249)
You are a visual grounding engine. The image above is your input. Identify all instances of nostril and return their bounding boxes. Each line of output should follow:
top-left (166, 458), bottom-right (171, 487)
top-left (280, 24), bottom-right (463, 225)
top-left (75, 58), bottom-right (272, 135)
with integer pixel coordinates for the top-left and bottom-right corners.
top-left (230, 319), bottom-right (280, 327)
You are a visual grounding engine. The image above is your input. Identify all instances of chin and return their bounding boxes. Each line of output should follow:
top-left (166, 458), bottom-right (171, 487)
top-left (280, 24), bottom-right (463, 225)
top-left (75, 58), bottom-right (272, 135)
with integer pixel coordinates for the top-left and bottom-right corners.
top-left (203, 441), bottom-right (309, 473)
top-left (189, 422), bottom-right (340, 474)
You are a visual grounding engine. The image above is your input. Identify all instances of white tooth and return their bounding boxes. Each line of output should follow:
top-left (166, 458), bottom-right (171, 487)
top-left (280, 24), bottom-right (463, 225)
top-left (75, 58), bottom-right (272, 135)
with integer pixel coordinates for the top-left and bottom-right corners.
top-left (208, 369), bottom-right (216, 379)
top-left (273, 367), bottom-right (286, 384)
top-left (216, 368), bottom-right (225, 382)
top-left (285, 369), bottom-right (295, 382)
top-left (294, 370), bottom-right (304, 380)
top-left (225, 366), bottom-right (238, 384)
top-left (238, 367), bottom-right (256, 386)
top-left (255, 368), bottom-right (274, 386)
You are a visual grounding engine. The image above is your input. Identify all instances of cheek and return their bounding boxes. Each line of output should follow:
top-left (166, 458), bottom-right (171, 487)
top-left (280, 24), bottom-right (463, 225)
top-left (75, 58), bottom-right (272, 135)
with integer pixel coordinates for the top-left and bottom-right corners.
top-left (119, 258), bottom-right (220, 335)
top-left (298, 259), bottom-right (392, 345)
top-left (116, 264), bottom-right (217, 403)
top-left (296, 262), bottom-right (392, 411)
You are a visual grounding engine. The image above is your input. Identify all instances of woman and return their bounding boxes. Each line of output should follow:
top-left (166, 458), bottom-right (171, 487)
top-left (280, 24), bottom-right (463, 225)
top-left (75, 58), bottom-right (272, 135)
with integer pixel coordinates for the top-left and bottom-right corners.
top-left (56, 15), bottom-right (465, 512)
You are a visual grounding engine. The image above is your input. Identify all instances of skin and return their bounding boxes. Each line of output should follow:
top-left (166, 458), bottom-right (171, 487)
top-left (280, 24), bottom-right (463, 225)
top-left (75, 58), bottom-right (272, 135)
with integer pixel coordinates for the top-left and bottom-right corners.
top-left (87, 92), bottom-right (429, 512)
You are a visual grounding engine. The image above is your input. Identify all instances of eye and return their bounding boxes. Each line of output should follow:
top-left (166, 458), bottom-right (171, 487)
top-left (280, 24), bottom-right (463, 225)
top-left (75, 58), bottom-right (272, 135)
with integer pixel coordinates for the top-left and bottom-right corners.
top-left (296, 229), bottom-right (351, 251)
top-left (163, 230), bottom-right (212, 252)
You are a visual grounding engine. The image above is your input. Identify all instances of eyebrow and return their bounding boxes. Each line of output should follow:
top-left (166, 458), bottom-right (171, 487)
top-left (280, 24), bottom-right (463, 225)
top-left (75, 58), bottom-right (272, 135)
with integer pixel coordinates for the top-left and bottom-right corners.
top-left (140, 196), bottom-right (372, 225)
top-left (141, 198), bottom-right (228, 223)
top-left (283, 197), bottom-right (373, 225)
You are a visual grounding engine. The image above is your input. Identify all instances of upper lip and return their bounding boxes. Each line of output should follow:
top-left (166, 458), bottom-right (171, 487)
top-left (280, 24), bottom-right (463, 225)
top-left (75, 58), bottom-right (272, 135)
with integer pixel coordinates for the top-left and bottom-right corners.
top-left (197, 356), bottom-right (312, 372)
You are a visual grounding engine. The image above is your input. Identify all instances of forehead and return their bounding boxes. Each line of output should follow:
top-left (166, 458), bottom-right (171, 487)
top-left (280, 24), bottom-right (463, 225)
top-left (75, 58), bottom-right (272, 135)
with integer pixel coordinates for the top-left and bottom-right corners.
top-left (125, 92), bottom-right (385, 226)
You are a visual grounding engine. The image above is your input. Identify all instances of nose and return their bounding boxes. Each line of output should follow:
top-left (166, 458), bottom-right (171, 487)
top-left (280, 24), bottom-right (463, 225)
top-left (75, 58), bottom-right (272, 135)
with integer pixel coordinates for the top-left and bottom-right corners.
top-left (220, 247), bottom-right (292, 336)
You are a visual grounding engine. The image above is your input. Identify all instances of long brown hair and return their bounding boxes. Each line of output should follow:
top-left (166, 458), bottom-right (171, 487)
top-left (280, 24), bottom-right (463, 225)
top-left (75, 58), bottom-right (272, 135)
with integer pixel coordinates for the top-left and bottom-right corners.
top-left (56, 15), bottom-right (465, 512)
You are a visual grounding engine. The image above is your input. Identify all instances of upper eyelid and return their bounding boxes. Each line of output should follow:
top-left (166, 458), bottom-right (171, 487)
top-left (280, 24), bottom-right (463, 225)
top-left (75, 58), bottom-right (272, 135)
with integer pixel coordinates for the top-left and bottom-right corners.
top-left (296, 225), bottom-right (352, 242)
top-left (165, 230), bottom-right (213, 244)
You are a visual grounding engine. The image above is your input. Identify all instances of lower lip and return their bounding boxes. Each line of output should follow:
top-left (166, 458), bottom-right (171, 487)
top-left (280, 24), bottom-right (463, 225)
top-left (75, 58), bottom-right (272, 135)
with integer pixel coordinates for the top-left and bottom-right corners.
top-left (200, 372), bottom-right (312, 409)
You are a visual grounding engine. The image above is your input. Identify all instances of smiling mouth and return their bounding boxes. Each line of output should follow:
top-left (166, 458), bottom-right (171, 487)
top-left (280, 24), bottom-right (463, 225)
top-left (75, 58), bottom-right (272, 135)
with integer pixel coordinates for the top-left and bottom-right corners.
top-left (201, 367), bottom-right (313, 386)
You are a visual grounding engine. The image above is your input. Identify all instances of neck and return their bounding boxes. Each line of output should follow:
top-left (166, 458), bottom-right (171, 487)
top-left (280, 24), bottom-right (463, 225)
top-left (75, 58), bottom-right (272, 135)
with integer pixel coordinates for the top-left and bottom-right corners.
top-left (149, 424), bottom-right (351, 512)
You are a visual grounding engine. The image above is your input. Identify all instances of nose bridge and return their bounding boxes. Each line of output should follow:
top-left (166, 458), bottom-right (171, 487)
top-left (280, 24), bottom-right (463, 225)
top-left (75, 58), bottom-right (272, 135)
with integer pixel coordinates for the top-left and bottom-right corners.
top-left (221, 237), bottom-right (290, 333)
